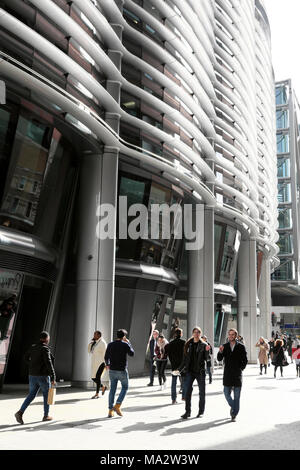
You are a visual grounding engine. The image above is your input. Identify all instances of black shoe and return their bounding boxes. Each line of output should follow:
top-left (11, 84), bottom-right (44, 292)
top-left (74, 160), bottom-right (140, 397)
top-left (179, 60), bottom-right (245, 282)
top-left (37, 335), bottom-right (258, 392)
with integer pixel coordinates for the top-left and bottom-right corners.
top-left (15, 411), bottom-right (24, 425)
top-left (181, 412), bottom-right (190, 420)
top-left (196, 412), bottom-right (204, 418)
top-left (231, 415), bottom-right (236, 422)
top-left (147, 383), bottom-right (154, 386)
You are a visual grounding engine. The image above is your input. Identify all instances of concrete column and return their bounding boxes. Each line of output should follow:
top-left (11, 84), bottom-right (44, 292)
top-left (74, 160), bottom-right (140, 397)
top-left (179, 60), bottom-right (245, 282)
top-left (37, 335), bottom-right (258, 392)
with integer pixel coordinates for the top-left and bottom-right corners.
top-left (188, 206), bottom-right (214, 348)
top-left (258, 255), bottom-right (272, 340)
top-left (72, 13), bottom-right (123, 387)
top-left (237, 238), bottom-right (258, 363)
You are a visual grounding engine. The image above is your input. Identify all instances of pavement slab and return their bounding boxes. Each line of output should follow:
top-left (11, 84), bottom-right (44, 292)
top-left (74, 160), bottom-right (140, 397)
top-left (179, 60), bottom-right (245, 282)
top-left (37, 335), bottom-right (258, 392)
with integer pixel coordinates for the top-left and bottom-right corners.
top-left (0, 364), bottom-right (299, 450)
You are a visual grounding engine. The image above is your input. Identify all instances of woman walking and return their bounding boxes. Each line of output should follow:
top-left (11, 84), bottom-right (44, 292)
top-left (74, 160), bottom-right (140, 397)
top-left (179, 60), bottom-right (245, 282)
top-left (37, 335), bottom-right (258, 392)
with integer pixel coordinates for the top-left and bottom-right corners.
top-left (155, 334), bottom-right (169, 390)
top-left (255, 337), bottom-right (269, 375)
top-left (271, 338), bottom-right (285, 378)
top-left (179, 326), bottom-right (210, 419)
top-left (88, 331), bottom-right (108, 398)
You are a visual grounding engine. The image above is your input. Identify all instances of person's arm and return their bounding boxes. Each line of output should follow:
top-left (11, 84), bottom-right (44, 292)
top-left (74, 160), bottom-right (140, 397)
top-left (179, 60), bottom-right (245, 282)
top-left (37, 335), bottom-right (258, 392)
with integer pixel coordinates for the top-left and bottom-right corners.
top-left (126, 341), bottom-right (134, 357)
top-left (42, 346), bottom-right (56, 383)
top-left (217, 345), bottom-right (225, 362)
top-left (104, 344), bottom-right (111, 366)
top-left (240, 345), bottom-right (248, 370)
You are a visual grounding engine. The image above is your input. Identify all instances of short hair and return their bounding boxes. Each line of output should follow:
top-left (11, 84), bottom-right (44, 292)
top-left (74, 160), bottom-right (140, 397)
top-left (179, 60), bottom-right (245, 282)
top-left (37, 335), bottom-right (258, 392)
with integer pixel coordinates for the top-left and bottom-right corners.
top-left (117, 329), bottom-right (128, 339)
top-left (228, 328), bottom-right (238, 336)
top-left (174, 328), bottom-right (183, 338)
top-left (158, 334), bottom-right (165, 339)
top-left (40, 331), bottom-right (49, 340)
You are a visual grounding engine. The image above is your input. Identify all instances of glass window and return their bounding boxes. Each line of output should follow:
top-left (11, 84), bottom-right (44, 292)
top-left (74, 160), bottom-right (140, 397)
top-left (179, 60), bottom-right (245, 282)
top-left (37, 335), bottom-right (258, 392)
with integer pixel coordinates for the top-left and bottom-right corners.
top-left (277, 157), bottom-right (290, 178)
top-left (276, 85), bottom-right (288, 105)
top-left (277, 134), bottom-right (289, 153)
top-left (277, 182), bottom-right (291, 203)
top-left (276, 109), bottom-right (289, 129)
top-left (278, 207), bottom-right (292, 229)
top-left (272, 259), bottom-right (294, 281)
top-left (278, 234), bottom-right (293, 254)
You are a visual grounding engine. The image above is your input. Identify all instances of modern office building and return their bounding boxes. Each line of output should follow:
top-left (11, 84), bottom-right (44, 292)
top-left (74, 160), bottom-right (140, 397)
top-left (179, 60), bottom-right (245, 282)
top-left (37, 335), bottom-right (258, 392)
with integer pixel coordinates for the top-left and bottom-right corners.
top-left (271, 79), bottom-right (300, 336)
top-left (0, 0), bottom-right (278, 388)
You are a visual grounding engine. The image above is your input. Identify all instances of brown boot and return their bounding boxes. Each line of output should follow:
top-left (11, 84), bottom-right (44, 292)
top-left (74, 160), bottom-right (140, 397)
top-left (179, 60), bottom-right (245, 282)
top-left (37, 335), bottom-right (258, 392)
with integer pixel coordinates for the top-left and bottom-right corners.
top-left (42, 416), bottom-right (53, 422)
top-left (108, 409), bottom-right (114, 418)
top-left (15, 411), bottom-right (24, 425)
top-left (113, 403), bottom-right (123, 416)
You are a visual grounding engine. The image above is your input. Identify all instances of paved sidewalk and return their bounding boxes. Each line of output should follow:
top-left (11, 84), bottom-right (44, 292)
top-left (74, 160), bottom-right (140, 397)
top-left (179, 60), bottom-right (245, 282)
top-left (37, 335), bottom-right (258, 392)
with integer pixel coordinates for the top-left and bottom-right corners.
top-left (0, 364), bottom-right (300, 450)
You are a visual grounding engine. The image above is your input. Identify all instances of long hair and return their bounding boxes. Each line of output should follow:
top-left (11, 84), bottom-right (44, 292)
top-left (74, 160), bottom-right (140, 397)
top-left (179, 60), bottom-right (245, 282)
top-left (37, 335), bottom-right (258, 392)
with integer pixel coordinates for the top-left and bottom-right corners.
top-left (184, 326), bottom-right (204, 356)
top-left (274, 339), bottom-right (283, 348)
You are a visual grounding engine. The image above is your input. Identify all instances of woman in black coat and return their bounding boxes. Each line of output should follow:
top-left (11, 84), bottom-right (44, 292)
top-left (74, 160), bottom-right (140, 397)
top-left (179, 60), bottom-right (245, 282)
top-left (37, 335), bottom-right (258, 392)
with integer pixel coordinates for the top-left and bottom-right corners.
top-left (272, 339), bottom-right (285, 378)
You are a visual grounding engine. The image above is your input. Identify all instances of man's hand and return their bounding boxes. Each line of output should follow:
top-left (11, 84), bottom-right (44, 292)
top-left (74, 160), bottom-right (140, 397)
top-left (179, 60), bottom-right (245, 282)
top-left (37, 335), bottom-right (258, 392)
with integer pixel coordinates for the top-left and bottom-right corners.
top-left (106, 365), bottom-right (110, 370)
top-left (219, 345), bottom-right (224, 353)
top-left (205, 345), bottom-right (210, 351)
top-left (51, 381), bottom-right (56, 386)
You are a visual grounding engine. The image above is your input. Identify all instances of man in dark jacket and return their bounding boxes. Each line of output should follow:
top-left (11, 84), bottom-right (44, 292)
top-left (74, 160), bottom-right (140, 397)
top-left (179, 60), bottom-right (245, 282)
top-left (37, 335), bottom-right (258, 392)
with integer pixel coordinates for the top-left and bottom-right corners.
top-left (217, 328), bottom-right (248, 422)
top-left (180, 327), bottom-right (210, 419)
top-left (165, 328), bottom-right (185, 404)
top-left (105, 329), bottom-right (134, 418)
top-left (147, 329), bottom-right (159, 386)
top-left (15, 331), bottom-right (56, 425)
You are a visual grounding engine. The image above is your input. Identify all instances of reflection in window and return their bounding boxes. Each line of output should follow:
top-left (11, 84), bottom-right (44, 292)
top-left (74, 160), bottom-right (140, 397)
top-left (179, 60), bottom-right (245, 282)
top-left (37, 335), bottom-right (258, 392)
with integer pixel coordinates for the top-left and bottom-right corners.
top-left (0, 114), bottom-right (51, 227)
top-left (277, 133), bottom-right (289, 153)
top-left (272, 259), bottom-right (294, 281)
top-left (276, 109), bottom-right (289, 129)
top-left (277, 182), bottom-right (291, 203)
top-left (278, 207), bottom-right (292, 229)
top-left (278, 234), bottom-right (293, 254)
top-left (277, 157), bottom-right (290, 178)
top-left (276, 85), bottom-right (288, 105)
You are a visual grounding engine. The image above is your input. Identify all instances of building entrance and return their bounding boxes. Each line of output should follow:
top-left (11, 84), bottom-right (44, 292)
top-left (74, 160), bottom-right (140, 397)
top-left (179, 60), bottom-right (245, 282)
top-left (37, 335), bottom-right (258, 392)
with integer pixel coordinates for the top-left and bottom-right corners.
top-left (3, 275), bottom-right (53, 385)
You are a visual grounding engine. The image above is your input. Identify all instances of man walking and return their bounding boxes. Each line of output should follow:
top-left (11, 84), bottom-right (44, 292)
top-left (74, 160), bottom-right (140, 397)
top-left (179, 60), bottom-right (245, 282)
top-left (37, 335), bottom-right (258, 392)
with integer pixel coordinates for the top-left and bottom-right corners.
top-left (217, 328), bottom-right (248, 422)
top-left (14, 331), bottom-right (56, 424)
top-left (165, 328), bottom-right (185, 404)
top-left (148, 329), bottom-right (159, 386)
top-left (105, 329), bottom-right (134, 418)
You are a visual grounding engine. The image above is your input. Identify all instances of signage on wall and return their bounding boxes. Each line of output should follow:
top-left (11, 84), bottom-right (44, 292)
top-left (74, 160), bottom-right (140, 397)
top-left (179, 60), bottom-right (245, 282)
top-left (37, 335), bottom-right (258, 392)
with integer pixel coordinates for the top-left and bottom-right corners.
top-left (0, 271), bottom-right (23, 293)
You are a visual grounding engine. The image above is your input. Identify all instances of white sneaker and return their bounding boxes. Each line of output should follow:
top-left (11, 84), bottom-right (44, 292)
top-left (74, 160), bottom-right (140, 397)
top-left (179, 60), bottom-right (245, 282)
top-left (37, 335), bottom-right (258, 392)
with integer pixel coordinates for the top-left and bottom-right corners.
top-left (160, 385), bottom-right (164, 391)
top-left (163, 382), bottom-right (167, 389)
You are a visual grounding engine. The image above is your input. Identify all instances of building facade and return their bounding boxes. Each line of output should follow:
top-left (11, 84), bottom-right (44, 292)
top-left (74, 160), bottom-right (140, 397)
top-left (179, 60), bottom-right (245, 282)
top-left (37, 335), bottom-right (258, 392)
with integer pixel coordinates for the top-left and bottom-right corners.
top-left (271, 79), bottom-right (300, 336)
top-left (0, 0), bottom-right (278, 388)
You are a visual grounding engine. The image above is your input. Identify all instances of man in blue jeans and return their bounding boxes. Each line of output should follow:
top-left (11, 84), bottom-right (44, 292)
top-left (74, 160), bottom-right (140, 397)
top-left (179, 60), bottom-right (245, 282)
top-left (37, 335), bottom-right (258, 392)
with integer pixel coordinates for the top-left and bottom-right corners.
top-left (104, 329), bottom-right (134, 418)
top-left (14, 331), bottom-right (56, 424)
top-left (217, 328), bottom-right (248, 422)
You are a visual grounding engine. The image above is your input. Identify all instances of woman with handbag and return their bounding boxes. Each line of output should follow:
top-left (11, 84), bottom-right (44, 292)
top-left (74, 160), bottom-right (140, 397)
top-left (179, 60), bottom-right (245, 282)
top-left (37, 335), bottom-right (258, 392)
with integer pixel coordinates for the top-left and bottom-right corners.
top-left (255, 337), bottom-right (269, 375)
top-left (272, 339), bottom-right (286, 378)
top-left (154, 334), bottom-right (169, 390)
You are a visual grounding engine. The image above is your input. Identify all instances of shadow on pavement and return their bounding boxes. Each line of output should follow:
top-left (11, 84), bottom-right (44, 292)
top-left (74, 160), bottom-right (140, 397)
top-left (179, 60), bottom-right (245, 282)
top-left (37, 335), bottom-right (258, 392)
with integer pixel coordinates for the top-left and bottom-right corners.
top-left (0, 417), bottom-right (110, 433)
top-left (202, 420), bottom-right (300, 450)
top-left (116, 417), bottom-right (230, 435)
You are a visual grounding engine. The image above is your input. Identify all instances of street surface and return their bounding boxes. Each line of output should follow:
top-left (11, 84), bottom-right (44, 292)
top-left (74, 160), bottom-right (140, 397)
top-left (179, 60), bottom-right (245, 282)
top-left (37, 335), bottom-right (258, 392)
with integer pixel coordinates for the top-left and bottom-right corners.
top-left (0, 364), bottom-right (299, 450)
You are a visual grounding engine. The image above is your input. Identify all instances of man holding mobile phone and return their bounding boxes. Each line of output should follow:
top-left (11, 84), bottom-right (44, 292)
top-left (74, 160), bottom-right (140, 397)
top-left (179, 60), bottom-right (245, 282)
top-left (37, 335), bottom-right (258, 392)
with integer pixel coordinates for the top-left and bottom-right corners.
top-left (104, 329), bottom-right (134, 418)
top-left (217, 328), bottom-right (248, 422)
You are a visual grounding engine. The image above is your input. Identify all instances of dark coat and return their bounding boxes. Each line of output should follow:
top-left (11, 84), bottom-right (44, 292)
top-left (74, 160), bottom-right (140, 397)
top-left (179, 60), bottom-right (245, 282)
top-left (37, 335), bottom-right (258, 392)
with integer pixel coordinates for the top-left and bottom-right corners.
top-left (181, 340), bottom-right (210, 375)
top-left (165, 338), bottom-right (185, 370)
top-left (271, 345), bottom-right (285, 366)
top-left (24, 342), bottom-right (56, 382)
top-left (149, 338), bottom-right (157, 359)
top-left (217, 341), bottom-right (248, 387)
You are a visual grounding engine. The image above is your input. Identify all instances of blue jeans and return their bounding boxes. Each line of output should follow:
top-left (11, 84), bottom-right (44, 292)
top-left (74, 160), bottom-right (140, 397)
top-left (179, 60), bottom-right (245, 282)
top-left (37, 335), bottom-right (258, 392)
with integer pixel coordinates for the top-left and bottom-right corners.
top-left (109, 370), bottom-right (129, 410)
top-left (171, 375), bottom-right (183, 401)
top-left (184, 371), bottom-right (206, 414)
top-left (20, 375), bottom-right (51, 417)
top-left (224, 386), bottom-right (241, 417)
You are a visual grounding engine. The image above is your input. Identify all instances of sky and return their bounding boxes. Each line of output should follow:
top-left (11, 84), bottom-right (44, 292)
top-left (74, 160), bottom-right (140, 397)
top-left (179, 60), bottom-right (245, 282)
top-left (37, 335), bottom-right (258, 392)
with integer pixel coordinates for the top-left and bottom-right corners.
top-left (264, 0), bottom-right (300, 100)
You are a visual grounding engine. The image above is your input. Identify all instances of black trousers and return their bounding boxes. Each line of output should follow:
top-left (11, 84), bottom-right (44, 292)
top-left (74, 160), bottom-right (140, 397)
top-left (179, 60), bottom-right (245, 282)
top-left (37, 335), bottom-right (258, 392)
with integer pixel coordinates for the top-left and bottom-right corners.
top-left (92, 362), bottom-right (105, 393)
top-left (156, 360), bottom-right (167, 385)
top-left (149, 358), bottom-right (156, 384)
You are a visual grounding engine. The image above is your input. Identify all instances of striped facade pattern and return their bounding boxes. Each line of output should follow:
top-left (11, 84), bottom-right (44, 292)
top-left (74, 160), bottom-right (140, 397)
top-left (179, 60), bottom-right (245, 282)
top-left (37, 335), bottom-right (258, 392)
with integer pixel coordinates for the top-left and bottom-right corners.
top-left (0, 0), bottom-right (279, 265)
